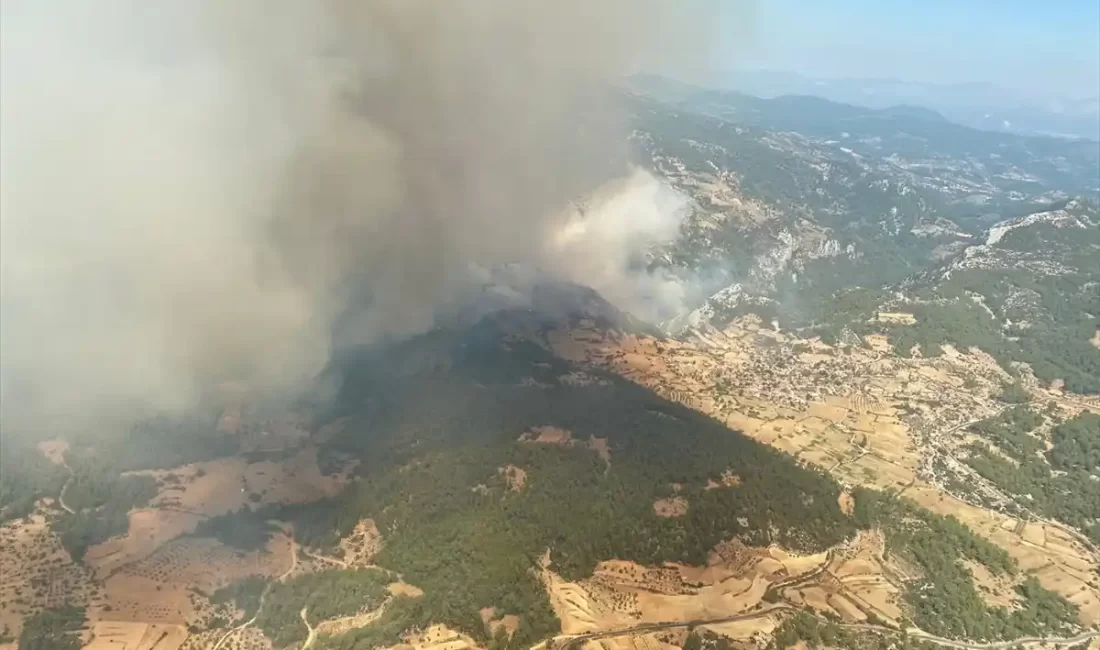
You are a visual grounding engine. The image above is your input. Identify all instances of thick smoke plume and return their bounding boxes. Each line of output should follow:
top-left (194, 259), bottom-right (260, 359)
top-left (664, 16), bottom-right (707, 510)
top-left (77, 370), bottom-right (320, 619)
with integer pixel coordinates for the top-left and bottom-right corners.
top-left (0, 0), bottom-right (734, 431)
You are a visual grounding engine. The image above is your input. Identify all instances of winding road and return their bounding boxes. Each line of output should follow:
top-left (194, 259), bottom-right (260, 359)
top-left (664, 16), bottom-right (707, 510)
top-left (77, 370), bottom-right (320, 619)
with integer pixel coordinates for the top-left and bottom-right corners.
top-left (57, 458), bottom-right (75, 515)
top-left (907, 629), bottom-right (1100, 649)
top-left (300, 547), bottom-right (349, 569)
top-left (300, 607), bottom-right (317, 650)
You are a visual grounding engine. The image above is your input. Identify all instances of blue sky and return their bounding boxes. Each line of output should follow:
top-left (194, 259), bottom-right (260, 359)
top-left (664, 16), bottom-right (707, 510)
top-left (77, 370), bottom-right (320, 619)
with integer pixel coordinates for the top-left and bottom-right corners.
top-left (729, 0), bottom-right (1100, 97)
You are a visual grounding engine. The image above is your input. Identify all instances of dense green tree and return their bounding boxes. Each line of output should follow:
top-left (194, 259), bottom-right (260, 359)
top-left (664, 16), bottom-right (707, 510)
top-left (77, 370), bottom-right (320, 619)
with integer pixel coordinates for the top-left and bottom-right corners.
top-left (682, 631), bottom-right (703, 650)
top-left (963, 411), bottom-right (1100, 544)
top-left (263, 320), bottom-right (855, 647)
top-left (211, 576), bottom-right (266, 620)
top-left (248, 568), bottom-right (391, 646)
top-left (1048, 413), bottom-right (1100, 473)
top-left (851, 488), bottom-right (1078, 640)
top-left (18, 605), bottom-right (85, 650)
top-left (0, 438), bottom-right (68, 522)
top-left (192, 509), bottom-right (281, 551)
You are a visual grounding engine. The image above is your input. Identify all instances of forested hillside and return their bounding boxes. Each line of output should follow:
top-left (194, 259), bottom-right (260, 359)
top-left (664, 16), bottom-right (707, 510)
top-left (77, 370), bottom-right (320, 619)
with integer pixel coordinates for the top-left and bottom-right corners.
top-left (853, 488), bottom-right (1078, 640)
top-left (880, 200), bottom-right (1100, 393)
top-left (963, 410), bottom-right (1100, 543)
top-left (260, 314), bottom-right (857, 648)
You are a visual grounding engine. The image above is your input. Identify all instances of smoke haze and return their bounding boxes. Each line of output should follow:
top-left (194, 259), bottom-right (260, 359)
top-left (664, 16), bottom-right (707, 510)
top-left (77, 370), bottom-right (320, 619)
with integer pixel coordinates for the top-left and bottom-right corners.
top-left (0, 0), bottom-right (736, 432)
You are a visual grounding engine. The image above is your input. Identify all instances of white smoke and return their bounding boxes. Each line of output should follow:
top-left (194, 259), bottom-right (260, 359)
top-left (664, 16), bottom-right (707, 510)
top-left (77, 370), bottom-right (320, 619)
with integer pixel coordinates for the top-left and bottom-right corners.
top-left (0, 0), bottom-right (742, 432)
top-left (549, 170), bottom-right (692, 324)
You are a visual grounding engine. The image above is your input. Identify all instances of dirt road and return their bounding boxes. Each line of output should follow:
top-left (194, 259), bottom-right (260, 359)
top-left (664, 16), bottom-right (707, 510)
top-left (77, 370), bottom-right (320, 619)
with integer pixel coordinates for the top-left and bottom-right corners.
top-left (300, 547), bottom-right (349, 569)
top-left (300, 607), bottom-right (317, 650)
top-left (557, 605), bottom-right (792, 649)
top-left (907, 629), bottom-right (1100, 649)
top-left (555, 609), bottom-right (1100, 650)
top-left (57, 459), bottom-right (75, 515)
top-left (211, 530), bottom-right (298, 650)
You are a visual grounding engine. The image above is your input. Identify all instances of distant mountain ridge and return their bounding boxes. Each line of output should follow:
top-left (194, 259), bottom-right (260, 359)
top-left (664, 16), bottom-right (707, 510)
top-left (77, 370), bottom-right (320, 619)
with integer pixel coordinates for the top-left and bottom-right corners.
top-left (717, 69), bottom-right (1100, 141)
top-left (623, 76), bottom-right (1100, 393)
top-left (628, 74), bottom-right (1100, 154)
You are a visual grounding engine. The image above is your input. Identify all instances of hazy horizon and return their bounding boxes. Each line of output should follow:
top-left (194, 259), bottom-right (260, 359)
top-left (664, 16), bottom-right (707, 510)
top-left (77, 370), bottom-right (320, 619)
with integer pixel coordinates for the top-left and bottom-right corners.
top-left (725, 0), bottom-right (1100, 101)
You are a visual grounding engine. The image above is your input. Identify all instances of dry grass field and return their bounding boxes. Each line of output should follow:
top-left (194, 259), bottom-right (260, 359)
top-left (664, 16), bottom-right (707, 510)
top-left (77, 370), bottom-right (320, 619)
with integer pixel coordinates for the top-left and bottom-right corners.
top-left (337, 519), bottom-right (384, 567)
top-left (180, 626), bottom-right (269, 650)
top-left (499, 465), bottom-right (528, 492)
top-left (87, 446), bottom-right (353, 578)
top-left (539, 534), bottom-right (885, 639)
top-left (99, 533), bottom-right (293, 625)
top-left (652, 497), bottom-right (688, 518)
top-left (518, 426), bottom-right (574, 446)
top-left (82, 621), bottom-right (188, 650)
top-left (899, 484), bottom-right (1100, 626)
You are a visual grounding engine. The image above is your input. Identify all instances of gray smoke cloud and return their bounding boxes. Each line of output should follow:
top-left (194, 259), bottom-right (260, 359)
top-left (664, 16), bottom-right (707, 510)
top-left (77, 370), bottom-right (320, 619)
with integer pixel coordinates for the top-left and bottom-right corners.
top-left (0, 0), bottom-right (742, 431)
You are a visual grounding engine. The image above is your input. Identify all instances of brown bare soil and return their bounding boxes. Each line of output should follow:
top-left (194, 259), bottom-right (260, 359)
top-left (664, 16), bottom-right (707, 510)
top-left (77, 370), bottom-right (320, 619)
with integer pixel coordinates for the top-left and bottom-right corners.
top-left (181, 626), bottom-right (267, 650)
top-left (829, 593), bottom-right (867, 622)
top-left (0, 504), bottom-right (276, 649)
top-left (542, 539), bottom-right (835, 637)
top-left (705, 471), bottom-right (742, 491)
top-left (587, 437), bottom-right (612, 467)
top-left (478, 607), bottom-right (520, 639)
top-left (837, 492), bottom-right (855, 516)
top-left (100, 622), bottom-right (185, 650)
top-left (87, 446), bottom-right (352, 578)
top-left (498, 465), bottom-right (528, 492)
top-left (786, 586), bottom-right (834, 616)
top-left (402, 624), bottom-right (484, 650)
top-left (388, 583), bottom-right (425, 598)
top-left (518, 428), bottom-right (613, 469)
top-left (102, 533), bottom-right (293, 625)
top-left (3, 436), bottom-right (364, 647)
top-left (339, 519), bottom-right (383, 566)
top-left (580, 631), bottom-right (685, 650)
top-left (963, 559), bottom-right (1023, 609)
top-left (493, 615), bottom-right (520, 637)
top-left (652, 497), bottom-right (688, 518)
top-left (519, 426), bottom-right (574, 446)
top-left (83, 621), bottom-right (188, 650)
top-left (703, 614), bottom-right (780, 642)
